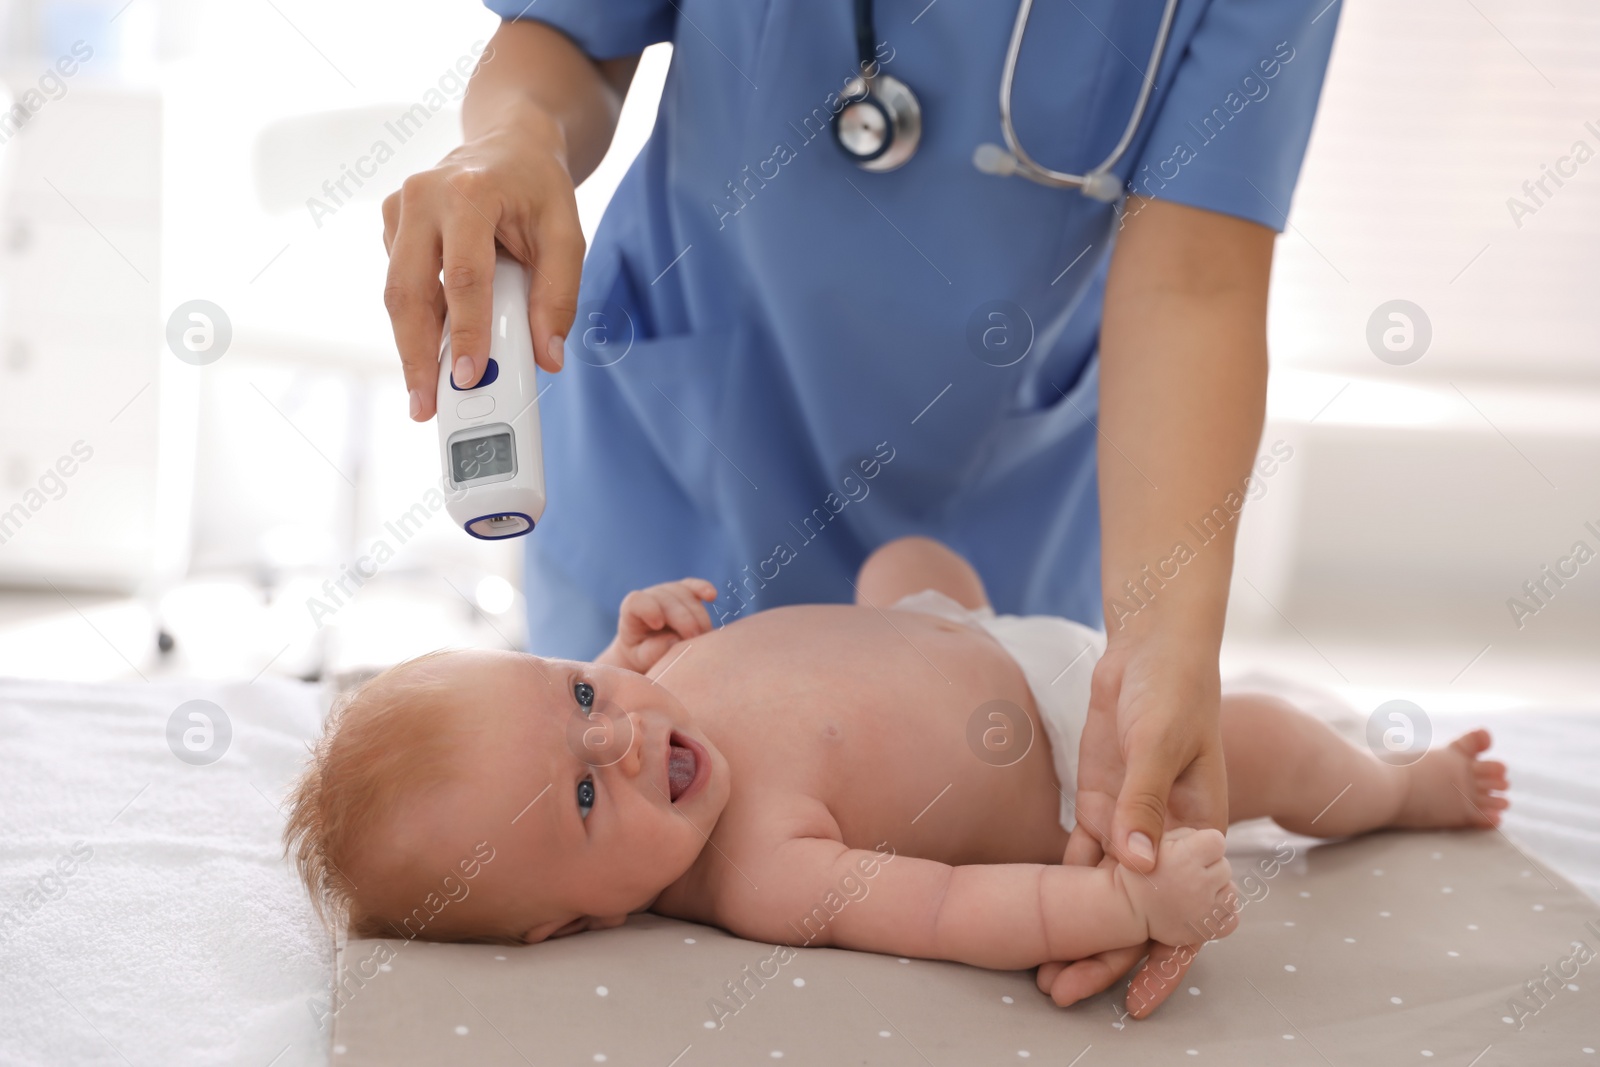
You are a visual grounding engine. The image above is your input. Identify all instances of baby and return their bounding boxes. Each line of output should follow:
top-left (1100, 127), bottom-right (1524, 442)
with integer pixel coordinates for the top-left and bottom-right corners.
top-left (285, 536), bottom-right (1508, 1005)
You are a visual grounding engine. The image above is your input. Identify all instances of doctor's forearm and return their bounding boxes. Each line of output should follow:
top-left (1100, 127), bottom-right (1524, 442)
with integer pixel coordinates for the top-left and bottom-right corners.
top-left (1096, 198), bottom-right (1274, 645)
top-left (464, 19), bottom-right (640, 185)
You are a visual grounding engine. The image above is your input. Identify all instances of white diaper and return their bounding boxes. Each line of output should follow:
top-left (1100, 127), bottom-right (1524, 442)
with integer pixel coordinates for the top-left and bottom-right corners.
top-left (890, 589), bottom-right (1107, 832)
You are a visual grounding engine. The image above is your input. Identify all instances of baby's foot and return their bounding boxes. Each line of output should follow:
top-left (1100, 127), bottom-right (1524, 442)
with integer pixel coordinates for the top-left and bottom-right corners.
top-left (1393, 728), bottom-right (1509, 830)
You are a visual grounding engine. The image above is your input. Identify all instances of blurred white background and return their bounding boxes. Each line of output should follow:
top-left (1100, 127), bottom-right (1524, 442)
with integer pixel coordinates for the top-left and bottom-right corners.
top-left (0, 0), bottom-right (671, 683)
top-left (0, 0), bottom-right (1594, 712)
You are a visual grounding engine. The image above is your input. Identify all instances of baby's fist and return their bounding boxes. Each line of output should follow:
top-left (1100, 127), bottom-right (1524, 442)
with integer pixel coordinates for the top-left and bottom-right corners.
top-left (1118, 828), bottom-right (1238, 947)
top-left (612, 578), bottom-right (718, 671)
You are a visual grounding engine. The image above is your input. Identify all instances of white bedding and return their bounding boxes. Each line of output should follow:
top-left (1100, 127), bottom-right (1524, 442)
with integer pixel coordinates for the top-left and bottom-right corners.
top-left (1445, 705), bottom-right (1600, 903)
top-left (0, 676), bottom-right (1594, 1067)
top-left (1224, 671), bottom-right (1600, 902)
top-left (0, 677), bottom-right (332, 1067)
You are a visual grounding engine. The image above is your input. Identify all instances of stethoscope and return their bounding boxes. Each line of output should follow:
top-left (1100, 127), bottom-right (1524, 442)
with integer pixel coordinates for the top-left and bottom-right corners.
top-left (833, 0), bottom-right (1181, 201)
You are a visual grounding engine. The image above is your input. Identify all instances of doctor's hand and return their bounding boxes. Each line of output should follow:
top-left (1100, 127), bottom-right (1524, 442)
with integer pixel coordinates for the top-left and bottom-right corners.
top-left (1047, 632), bottom-right (1230, 1016)
top-left (1069, 634), bottom-right (1229, 871)
top-left (381, 102), bottom-right (582, 421)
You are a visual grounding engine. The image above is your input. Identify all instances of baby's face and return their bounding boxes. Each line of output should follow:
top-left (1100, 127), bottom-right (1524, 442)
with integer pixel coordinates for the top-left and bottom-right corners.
top-left (351, 649), bottom-right (729, 943)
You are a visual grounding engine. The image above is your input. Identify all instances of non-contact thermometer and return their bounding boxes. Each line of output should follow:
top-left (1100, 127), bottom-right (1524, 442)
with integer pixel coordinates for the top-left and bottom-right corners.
top-left (436, 253), bottom-right (547, 539)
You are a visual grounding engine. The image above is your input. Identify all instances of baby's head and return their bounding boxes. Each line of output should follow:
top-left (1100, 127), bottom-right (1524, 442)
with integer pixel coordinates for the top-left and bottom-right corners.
top-left (284, 649), bottom-right (728, 944)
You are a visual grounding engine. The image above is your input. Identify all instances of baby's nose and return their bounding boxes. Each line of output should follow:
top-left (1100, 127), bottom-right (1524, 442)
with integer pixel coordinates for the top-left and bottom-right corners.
top-left (616, 711), bottom-right (646, 778)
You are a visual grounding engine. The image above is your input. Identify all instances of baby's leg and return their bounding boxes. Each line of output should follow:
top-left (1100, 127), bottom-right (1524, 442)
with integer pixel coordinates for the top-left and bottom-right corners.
top-left (1221, 691), bottom-right (1509, 837)
top-left (854, 536), bottom-right (990, 611)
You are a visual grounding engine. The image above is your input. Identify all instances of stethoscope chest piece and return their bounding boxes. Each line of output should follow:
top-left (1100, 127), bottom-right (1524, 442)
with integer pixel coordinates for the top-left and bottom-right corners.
top-left (834, 73), bottom-right (921, 172)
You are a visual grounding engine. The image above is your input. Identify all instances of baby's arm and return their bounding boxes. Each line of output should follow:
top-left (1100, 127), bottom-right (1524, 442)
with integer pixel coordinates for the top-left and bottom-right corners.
top-left (718, 829), bottom-right (1235, 970)
top-left (595, 578), bottom-right (718, 673)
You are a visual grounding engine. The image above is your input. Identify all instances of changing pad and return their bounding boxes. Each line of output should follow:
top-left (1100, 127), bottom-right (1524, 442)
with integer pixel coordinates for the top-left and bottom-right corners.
top-left (332, 827), bottom-right (1600, 1065)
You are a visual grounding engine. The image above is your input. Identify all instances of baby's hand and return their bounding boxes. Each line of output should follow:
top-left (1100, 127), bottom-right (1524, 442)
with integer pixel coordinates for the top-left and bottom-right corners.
top-left (609, 578), bottom-right (718, 672)
top-left (1116, 828), bottom-right (1238, 947)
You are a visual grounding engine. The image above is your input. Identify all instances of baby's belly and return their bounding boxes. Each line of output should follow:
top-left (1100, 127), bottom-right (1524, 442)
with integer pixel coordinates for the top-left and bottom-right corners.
top-left (670, 604), bottom-right (1073, 867)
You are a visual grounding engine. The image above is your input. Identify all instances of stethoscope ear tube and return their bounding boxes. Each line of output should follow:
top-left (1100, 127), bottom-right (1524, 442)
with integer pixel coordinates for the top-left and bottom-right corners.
top-left (987, 0), bottom-right (1179, 194)
top-left (971, 142), bottom-right (1120, 202)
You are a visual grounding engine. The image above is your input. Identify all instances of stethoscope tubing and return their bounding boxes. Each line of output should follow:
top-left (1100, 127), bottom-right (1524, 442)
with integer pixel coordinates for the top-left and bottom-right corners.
top-left (996, 0), bottom-right (1181, 191)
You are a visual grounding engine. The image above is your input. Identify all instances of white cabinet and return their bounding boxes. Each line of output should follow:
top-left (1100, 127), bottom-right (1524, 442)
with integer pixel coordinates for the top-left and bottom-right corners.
top-left (0, 86), bottom-right (193, 590)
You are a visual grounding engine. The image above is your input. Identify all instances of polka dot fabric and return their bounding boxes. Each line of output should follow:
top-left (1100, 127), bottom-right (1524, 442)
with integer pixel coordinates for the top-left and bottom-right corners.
top-left (329, 824), bottom-right (1599, 1064)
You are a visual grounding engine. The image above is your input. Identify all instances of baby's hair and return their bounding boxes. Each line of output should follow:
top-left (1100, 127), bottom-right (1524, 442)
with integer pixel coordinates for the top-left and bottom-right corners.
top-left (283, 650), bottom-right (462, 938)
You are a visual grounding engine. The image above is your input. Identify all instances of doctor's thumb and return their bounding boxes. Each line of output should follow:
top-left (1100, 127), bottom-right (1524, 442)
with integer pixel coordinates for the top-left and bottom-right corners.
top-left (1113, 753), bottom-right (1176, 874)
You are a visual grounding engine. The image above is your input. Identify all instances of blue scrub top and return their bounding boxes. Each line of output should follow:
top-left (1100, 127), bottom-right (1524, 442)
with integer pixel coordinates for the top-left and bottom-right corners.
top-left (483, 0), bottom-right (1341, 659)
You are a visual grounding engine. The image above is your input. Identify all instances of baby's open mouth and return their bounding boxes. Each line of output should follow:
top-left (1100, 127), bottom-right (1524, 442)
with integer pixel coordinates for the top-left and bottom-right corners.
top-left (667, 732), bottom-right (703, 803)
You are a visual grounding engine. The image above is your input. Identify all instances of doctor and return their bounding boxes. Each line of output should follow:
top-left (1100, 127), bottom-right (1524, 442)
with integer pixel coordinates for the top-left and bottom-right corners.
top-left (383, 0), bottom-right (1338, 1015)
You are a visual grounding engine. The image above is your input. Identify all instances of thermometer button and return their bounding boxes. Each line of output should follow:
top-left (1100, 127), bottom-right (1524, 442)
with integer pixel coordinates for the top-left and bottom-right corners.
top-left (456, 395), bottom-right (495, 419)
top-left (450, 357), bottom-right (499, 390)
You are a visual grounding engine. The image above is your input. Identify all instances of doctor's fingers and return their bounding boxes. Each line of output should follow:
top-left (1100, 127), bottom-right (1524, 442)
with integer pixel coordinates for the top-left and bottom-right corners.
top-left (437, 192), bottom-right (503, 391)
top-left (1038, 943), bottom-right (1147, 1008)
top-left (383, 196), bottom-right (449, 422)
top-left (524, 204), bottom-right (584, 375)
top-left (1061, 823), bottom-right (1104, 868)
top-left (1124, 944), bottom-right (1195, 1019)
top-left (381, 189), bottom-right (399, 255)
top-left (1120, 674), bottom-right (1227, 849)
top-left (1065, 789), bottom-right (1118, 864)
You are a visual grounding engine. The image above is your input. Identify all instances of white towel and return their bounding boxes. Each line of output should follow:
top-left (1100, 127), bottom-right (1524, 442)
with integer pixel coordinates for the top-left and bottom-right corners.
top-left (0, 676), bottom-right (333, 1067)
top-left (1218, 671), bottom-right (1600, 902)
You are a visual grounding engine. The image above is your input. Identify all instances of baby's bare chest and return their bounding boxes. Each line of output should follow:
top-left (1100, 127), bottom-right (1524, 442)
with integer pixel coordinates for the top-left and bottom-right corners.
top-left (660, 605), bottom-right (1071, 866)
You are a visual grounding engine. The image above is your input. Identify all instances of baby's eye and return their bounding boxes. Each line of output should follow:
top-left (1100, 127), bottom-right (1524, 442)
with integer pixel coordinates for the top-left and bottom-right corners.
top-left (574, 681), bottom-right (595, 710)
top-left (577, 776), bottom-right (596, 820)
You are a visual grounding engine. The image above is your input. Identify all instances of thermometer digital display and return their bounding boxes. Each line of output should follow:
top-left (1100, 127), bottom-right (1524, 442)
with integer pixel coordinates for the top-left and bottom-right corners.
top-left (435, 254), bottom-right (547, 539)
top-left (448, 429), bottom-right (515, 485)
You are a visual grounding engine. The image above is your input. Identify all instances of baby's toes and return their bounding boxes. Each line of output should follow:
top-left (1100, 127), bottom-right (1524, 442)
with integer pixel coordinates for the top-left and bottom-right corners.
top-left (1473, 766), bottom-right (1509, 793)
top-left (1451, 728), bottom-right (1493, 757)
top-left (1471, 794), bottom-right (1508, 826)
